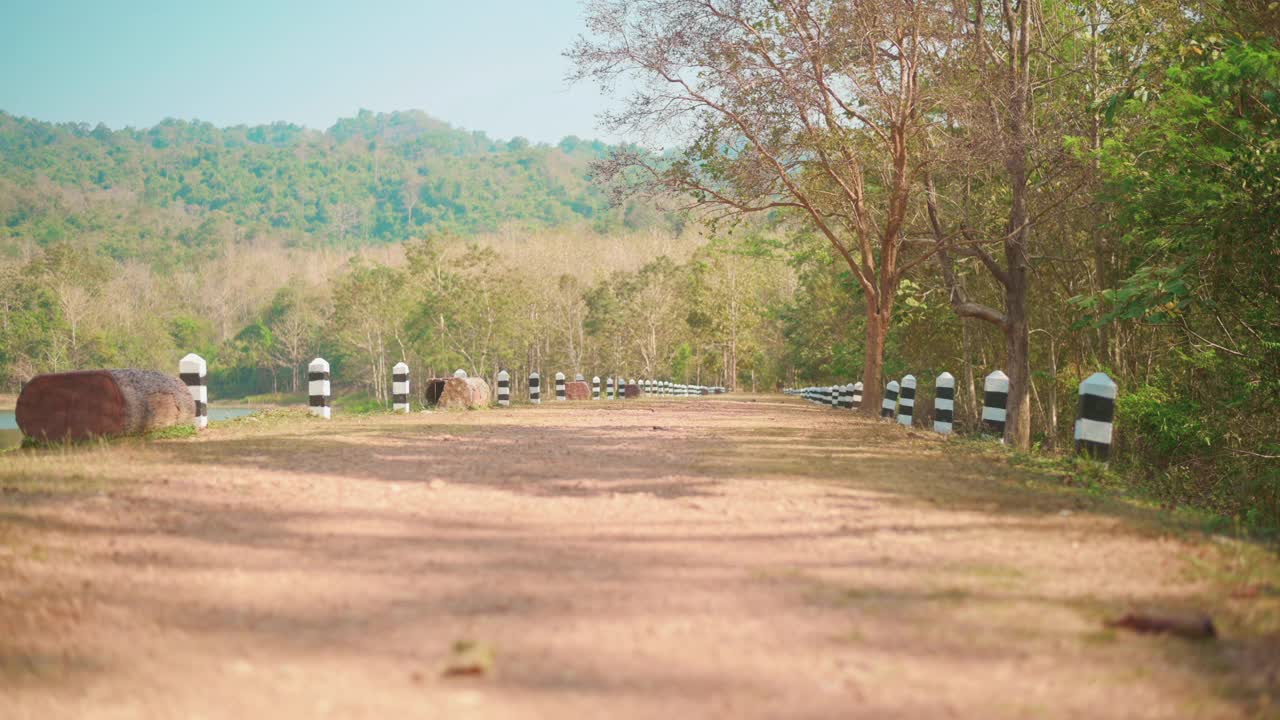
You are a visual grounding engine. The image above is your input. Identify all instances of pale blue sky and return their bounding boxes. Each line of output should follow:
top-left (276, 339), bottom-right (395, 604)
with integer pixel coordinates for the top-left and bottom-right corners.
top-left (0, 0), bottom-right (613, 143)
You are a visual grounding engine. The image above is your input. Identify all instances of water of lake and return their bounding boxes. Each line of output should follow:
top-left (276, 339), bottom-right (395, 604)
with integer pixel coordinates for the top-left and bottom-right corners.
top-left (0, 407), bottom-right (256, 450)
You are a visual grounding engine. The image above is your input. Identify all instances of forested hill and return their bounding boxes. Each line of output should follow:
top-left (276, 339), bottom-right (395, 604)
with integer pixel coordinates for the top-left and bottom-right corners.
top-left (0, 109), bottom-right (655, 261)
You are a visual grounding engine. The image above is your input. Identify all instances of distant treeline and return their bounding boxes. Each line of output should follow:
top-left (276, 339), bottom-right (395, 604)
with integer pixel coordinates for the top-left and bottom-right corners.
top-left (0, 108), bottom-right (673, 265)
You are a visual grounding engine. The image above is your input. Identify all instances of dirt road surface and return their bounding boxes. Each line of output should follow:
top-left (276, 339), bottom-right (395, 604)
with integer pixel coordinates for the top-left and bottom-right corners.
top-left (1, 395), bottom-right (1277, 718)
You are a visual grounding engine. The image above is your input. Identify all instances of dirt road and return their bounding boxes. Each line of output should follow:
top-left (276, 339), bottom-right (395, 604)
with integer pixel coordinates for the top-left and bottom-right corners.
top-left (1, 396), bottom-right (1276, 718)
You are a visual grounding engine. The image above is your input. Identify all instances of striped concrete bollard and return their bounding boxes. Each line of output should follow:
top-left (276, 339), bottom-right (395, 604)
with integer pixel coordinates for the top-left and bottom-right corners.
top-left (529, 371), bottom-right (541, 404)
top-left (853, 382), bottom-right (863, 410)
top-left (881, 380), bottom-right (899, 420)
top-left (308, 357), bottom-right (331, 419)
top-left (392, 362), bottom-right (410, 413)
top-left (592, 376), bottom-right (601, 400)
top-left (839, 383), bottom-right (853, 409)
top-left (1075, 372), bottom-right (1117, 460)
top-left (555, 372), bottom-right (566, 401)
top-left (897, 375), bottom-right (916, 427)
top-left (934, 372), bottom-right (954, 434)
top-left (830, 385), bottom-right (839, 409)
top-left (497, 370), bottom-right (511, 407)
top-left (606, 377), bottom-right (615, 400)
top-left (179, 353), bottom-right (207, 430)
top-left (982, 370), bottom-right (1009, 437)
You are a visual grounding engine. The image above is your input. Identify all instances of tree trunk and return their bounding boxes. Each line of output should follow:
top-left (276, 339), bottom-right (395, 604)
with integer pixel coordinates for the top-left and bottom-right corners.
top-left (861, 306), bottom-right (889, 416)
top-left (1003, 150), bottom-right (1033, 450)
top-left (1003, 279), bottom-right (1032, 450)
top-left (1001, 0), bottom-right (1034, 452)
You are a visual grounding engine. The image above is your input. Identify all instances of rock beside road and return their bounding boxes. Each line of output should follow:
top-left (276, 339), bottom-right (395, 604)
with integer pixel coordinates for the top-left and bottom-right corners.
top-left (565, 381), bottom-right (591, 400)
top-left (16, 369), bottom-right (195, 441)
top-left (437, 377), bottom-right (491, 409)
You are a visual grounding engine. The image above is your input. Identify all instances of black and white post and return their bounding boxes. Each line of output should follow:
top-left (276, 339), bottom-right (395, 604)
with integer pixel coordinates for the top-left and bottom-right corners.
top-left (179, 353), bottom-right (207, 430)
top-left (982, 370), bottom-right (1009, 437)
top-left (933, 372), bottom-right (954, 435)
top-left (529, 371), bottom-right (541, 405)
top-left (392, 361), bottom-right (410, 414)
top-left (308, 357), bottom-right (331, 419)
top-left (1075, 372), bottom-right (1117, 460)
top-left (592, 375), bottom-right (601, 400)
top-left (897, 375), bottom-right (916, 426)
top-left (840, 383), bottom-right (853, 409)
top-left (830, 385), bottom-right (839, 409)
top-left (881, 380), bottom-right (899, 420)
top-left (852, 382), bottom-right (863, 411)
top-left (555, 372), bottom-right (566, 401)
top-left (497, 370), bottom-right (511, 407)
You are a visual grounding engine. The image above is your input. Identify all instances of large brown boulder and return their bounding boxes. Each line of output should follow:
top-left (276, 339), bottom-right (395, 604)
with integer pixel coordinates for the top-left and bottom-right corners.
top-left (16, 369), bottom-right (195, 442)
top-left (437, 377), bottom-right (491, 409)
top-left (565, 381), bottom-right (590, 401)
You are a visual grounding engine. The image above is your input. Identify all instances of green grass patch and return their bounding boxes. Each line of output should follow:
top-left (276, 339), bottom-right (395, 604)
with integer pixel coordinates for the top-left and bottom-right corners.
top-left (235, 391), bottom-right (307, 405)
top-left (143, 424), bottom-right (197, 441)
top-left (333, 393), bottom-right (392, 415)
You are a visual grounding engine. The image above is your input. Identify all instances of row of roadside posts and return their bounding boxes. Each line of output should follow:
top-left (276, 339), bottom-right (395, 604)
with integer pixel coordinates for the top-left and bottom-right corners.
top-left (502, 371), bottom-right (722, 406)
top-left (177, 352), bottom-right (725, 431)
top-left (786, 370), bottom-right (1117, 461)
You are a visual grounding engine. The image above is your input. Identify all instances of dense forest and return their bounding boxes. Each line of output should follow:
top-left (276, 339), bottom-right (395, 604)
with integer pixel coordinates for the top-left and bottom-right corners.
top-left (0, 0), bottom-right (1276, 532)
top-left (0, 108), bottom-right (781, 399)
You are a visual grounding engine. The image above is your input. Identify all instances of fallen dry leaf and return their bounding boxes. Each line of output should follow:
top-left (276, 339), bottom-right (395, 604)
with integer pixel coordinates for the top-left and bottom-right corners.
top-left (440, 640), bottom-right (496, 678)
top-left (1105, 611), bottom-right (1217, 640)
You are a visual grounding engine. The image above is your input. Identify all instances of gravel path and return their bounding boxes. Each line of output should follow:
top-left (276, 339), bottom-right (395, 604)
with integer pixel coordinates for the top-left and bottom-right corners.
top-left (0, 396), bottom-right (1273, 718)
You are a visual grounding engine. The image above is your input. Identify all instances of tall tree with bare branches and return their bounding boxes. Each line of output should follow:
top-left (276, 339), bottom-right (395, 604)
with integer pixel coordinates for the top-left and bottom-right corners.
top-left (569, 0), bottom-right (946, 412)
top-left (923, 0), bottom-right (1090, 449)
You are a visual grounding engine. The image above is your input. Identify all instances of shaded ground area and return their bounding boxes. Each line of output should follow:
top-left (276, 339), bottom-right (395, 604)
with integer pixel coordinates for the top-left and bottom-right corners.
top-left (0, 396), bottom-right (1277, 719)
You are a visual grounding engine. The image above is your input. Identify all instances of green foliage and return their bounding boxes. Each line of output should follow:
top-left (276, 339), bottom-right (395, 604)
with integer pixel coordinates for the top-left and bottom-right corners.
top-left (1074, 33), bottom-right (1280, 531)
top-left (1115, 385), bottom-right (1214, 464)
top-left (0, 109), bottom-right (652, 262)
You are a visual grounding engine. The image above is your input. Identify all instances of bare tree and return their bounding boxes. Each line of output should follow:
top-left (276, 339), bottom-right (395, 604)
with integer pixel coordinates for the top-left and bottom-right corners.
top-left (924, 0), bottom-right (1082, 449)
top-left (570, 0), bottom-right (946, 412)
top-left (330, 202), bottom-right (361, 244)
top-left (402, 171), bottom-right (423, 230)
